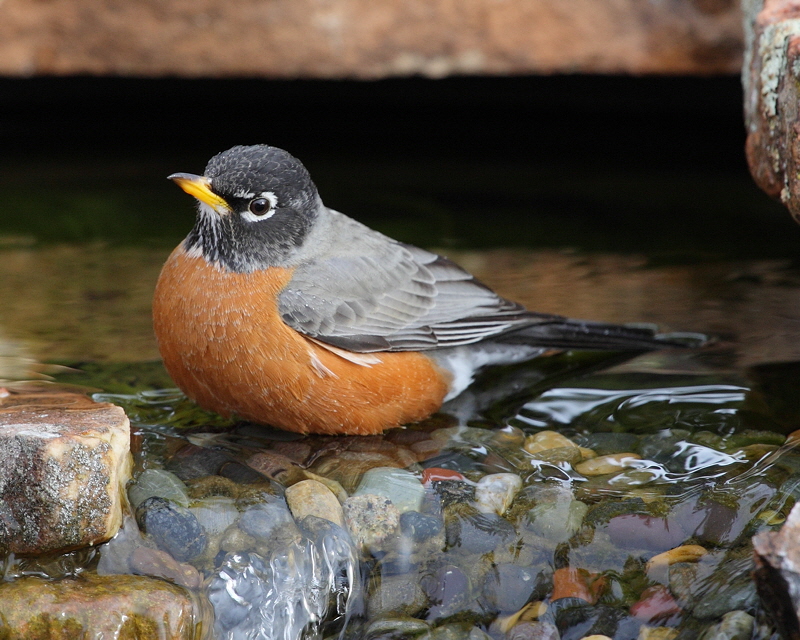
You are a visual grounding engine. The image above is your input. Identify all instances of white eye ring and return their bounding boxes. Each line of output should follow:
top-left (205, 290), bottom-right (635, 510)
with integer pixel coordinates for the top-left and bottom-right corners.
top-left (241, 191), bottom-right (278, 222)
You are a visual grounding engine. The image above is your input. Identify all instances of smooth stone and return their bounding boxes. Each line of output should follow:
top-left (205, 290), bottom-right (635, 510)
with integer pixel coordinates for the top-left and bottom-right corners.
top-left (218, 526), bottom-right (257, 553)
top-left (446, 508), bottom-right (515, 554)
top-left (343, 494), bottom-right (400, 551)
top-left (482, 563), bottom-right (538, 612)
top-left (310, 451), bottom-right (404, 493)
top-left (527, 499), bottom-right (588, 544)
top-left (354, 467), bottom-right (425, 514)
top-left (506, 621), bottom-right (560, 640)
top-left (574, 453), bottom-right (642, 476)
top-left (399, 511), bottom-right (444, 543)
top-left (128, 468), bottom-right (190, 509)
top-left (525, 431), bottom-right (579, 454)
top-left (135, 496), bottom-right (208, 562)
top-left (692, 557), bottom-right (757, 620)
top-left (630, 585), bottom-right (681, 623)
top-left (283, 468), bottom-right (348, 502)
top-left (0, 389), bottom-right (131, 555)
top-left (577, 432), bottom-right (640, 456)
top-left (365, 615), bottom-right (431, 639)
top-left (129, 546), bottom-right (203, 589)
top-left (238, 501), bottom-right (294, 540)
top-left (285, 479), bottom-right (345, 526)
top-left (166, 444), bottom-right (231, 481)
top-left (637, 627), bottom-right (678, 640)
top-left (246, 450), bottom-right (298, 480)
top-left (189, 496), bottom-right (239, 538)
top-left (0, 573), bottom-right (206, 639)
top-left (422, 565), bottom-right (473, 621)
top-left (551, 568), bottom-right (606, 604)
top-left (368, 572), bottom-right (430, 618)
top-left (185, 475), bottom-right (242, 500)
top-left (474, 473), bottom-right (522, 515)
top-left (698, 610), bottom-right (754, 640)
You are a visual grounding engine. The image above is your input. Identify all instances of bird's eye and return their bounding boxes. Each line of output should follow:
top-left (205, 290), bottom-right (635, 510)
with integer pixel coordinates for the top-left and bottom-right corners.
top-left (249, 198), bottom-right (272, 216)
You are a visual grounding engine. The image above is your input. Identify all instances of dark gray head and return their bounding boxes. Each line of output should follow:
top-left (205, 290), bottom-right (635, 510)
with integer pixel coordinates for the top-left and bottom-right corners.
top-left (173, 144), bottom-right (321, 272)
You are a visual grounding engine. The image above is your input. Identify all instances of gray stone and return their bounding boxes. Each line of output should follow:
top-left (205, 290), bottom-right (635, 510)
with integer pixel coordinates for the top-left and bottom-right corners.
top-left (135, 496), bottom-right (208, 562)
top-left (0, 388), bottom-right (131, 555)
top-left (128, 468), bottom-right (189, 509)
top-left (354, 467), bottom-right (425, 514)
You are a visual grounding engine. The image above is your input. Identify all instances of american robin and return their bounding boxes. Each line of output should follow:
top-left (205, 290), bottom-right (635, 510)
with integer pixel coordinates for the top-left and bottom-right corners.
top-left (153, 144), bottom-right (679, 435)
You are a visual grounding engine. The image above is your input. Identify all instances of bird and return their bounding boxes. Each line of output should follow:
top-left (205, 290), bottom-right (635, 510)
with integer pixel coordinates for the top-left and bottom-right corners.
top-left (153, 144), bottom-right (682, 436)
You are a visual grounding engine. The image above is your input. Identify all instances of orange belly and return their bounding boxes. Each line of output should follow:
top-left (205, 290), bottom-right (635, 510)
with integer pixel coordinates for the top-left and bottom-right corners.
top-left (152, 246), bottom-right (451, 435)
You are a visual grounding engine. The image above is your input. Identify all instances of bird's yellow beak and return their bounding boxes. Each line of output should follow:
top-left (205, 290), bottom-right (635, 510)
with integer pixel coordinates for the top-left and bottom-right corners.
top-left (168, 173), bottom-right (231, 213)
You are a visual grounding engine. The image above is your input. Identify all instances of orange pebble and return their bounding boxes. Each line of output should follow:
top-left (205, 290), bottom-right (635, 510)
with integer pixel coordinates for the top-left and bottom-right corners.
top-left (421, 467), bottom-right (466, 484)
top-left (550, 568), bottom-right (606, 604)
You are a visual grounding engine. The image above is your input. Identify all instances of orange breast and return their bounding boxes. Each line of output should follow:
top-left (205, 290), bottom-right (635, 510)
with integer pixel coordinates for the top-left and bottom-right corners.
top-left (152, 246), bottom-right (451, 435)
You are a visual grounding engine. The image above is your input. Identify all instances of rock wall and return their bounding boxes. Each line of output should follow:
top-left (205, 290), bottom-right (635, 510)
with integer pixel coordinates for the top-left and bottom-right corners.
top-left (0, 0), bottom-right (743, 78)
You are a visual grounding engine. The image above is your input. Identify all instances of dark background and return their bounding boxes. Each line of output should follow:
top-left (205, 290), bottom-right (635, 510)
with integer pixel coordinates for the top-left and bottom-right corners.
top-left (0, 75), bottom-right (796, 258)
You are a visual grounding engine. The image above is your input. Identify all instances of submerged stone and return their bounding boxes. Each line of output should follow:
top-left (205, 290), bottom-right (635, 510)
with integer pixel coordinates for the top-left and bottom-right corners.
top-left (285, 479), bottom-right (345, 527)
top-left (344, 493), bottom-right (400, 552)
top-left (0, 573), bottom-right (207, 640)
top-left (354, 467), bottom-right (426, 514)
top-left (128, 468), bottom-right (190, 509)
top-left (474, 473), bottom-right (522, 515)
top-left (135, 496), bottom-right (208, 562)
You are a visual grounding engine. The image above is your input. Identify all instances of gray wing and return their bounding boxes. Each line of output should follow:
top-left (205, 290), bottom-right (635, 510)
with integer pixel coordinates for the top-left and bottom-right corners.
top-left (278, 227), bottom-right (544, 353)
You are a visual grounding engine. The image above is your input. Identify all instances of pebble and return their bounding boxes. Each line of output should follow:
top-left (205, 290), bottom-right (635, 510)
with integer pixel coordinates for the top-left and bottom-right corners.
top-left (699, 610), bottom-right (754, 640)
top-left (637, 627), bottom-right (678, 640)
top-left (129, 546), bottom-right (202, 589)
top-left (574, 453), bottom-right (642, 476)
top-left (551, 568), bottom-right (605, 604)
top-left (493, 601), bottom-right (548, 634)
top-left (285, 479), bottom-right (345, 527)
top-left (506, 621), bottom-right (560, 640)
top-left (527, 499), bottom-right (588, 544)
top-left (365, 615), bottom-right (430, 639)
top-left (446, 508), bottom-right (515, 554)
top-left (310, 451), bottom-right (404, 493)
top-left (368, 572), bottom-right (429, 618)
top-left (524, 431), bottom-right (580, 455)
top-left (430, 479), bottom-right (476, 507)
top-left (189, 496), bottom-right (239, 538)
top-left (238, 501), bottom-right (295, 540)
top-left (343, 494), bottom-right (400, 551)
top-left (646, 544), bottom-right (707, 572)
top-left (135, 496), bottom-right (208, 562)
top-left (354, 467), bottom-right (426, 513)
top-left (399, 511), bottom-right (444, 543)
top-left (422, 565), bottom-right (472, 620)
top-left (128, 468), bottom-right (190, 509)
top-left (630, 585), bottom-right (681, 623)
top-left (482, 563), bottom-right (538, 612)
top-left (474, 473), bottom-right (522, 515)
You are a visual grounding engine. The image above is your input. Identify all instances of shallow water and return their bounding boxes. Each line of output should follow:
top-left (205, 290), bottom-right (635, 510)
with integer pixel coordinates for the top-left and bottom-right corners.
top-left (2, 139), bottom-right (800, 639)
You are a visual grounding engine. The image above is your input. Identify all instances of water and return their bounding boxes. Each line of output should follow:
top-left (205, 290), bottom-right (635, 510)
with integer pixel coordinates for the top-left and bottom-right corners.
top-left (3, 81), bottom-right (800, 637)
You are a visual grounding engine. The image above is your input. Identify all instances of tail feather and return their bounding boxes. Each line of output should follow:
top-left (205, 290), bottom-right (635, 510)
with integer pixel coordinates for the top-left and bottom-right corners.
top-left (498, 319), bottom-right (700, 351)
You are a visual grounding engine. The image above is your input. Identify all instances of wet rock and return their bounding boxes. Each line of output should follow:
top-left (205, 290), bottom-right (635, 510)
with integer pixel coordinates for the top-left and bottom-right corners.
top-left (344, 493), bottom-right (400, 552)
top-left (128, 468), bottom-right (189, 509)
top-left (135, 496), bottom-right (208, 562)
top-left (0, 389), bottom-right (131, 555)
top-left (354, 467), bottom-right (426, 513)
top-left (753, 501), bottom-right (800, 639)
top-left (527, 498), bottom-right (587, 544)
top-left (238, 500), bottom-right (294, 541)
top-left (524, 431), bottom-right (583, 466)
top-left (400, 511), bottom-right (444, 543)
top-left (692, 556), bottom-right (757, 620)
top-left (698, 610), bottom-right (754, 640)
top-left (422, 467), bottom-right (467, 484)
top-left (422, 565), bottom-right (473, 621)
top-left (246, 450), bottom-right (299, 480)
top-left (431, 479), bottom-right (476, 508)
top-left (284, 467), bottom-right (349, 502)
top-left (446, 507), bottom-right (515, 554)
top-left (285, 479), bottom-right (345, 526)
top-left (365, 614), bottom-right (431, 639)
top-left (0, 573), bottom-right (207, 639)
top-left (189, 496), bottom-right (239, 538)
top-left (551, 568), bottom-right (605, 604)
top-left (368, 572), bottom-right (430, 618)
top-left (577, 432), bottom-right (640, 456)
top-left (185, 474), bottom-right (242, 499)
top-left (482, 563), bottom-right (538, 613)
top-left (129, 546), bottom-right (202, 589)
top-left (166, 444), bottom-right (231, 480)
top-left (575, 453), bottom-right (642, 476)
top-left (630, 585), bottom-right (681, 623)
top-left (311, 451), bottom-right (404, 493)
top-left (637, 627), bottom-right (678, 640)
top-left (474, 473), bottom-right (522, 515)
top-left (269, 439), bottom-right (312, 464)
top-left (603, 514), bottom-right (687, 553)
top-left (506, 621), bottom-right (560, 640)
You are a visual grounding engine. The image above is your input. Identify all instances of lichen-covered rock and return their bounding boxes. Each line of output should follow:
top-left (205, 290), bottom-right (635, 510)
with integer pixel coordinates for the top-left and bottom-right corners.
top-left (343, 493), bottom-right (400, 552)
top-left (0, 387), bottom-right (131, 555)
top-left (0, 573), bottom-right (209, 640)
top-left (743, 0), bottom-right (800, 221)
